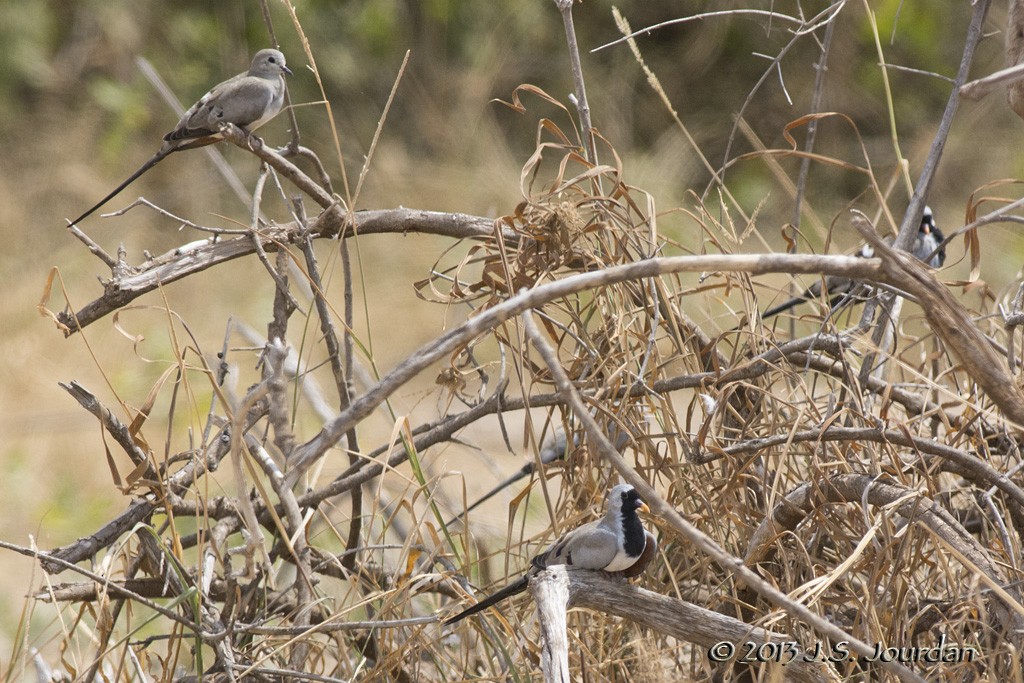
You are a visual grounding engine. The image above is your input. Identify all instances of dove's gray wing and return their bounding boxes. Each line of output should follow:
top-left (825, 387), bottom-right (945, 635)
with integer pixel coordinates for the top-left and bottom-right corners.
top-left (167, 74), bottom-right (282, 142)
top-left (534, 519), bottom-right (621, 570)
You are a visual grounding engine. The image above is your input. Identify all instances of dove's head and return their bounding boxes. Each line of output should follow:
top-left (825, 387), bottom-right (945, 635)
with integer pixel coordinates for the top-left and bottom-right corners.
top-left (250, 49), bottom-right (292, 78)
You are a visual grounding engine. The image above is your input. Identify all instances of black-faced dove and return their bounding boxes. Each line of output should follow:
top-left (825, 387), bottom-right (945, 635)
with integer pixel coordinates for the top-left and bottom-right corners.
top-left (761, 206), bottom-right (945, 320)
top-left (70, 48), bottom-right (292, 225)
top-left (443, 483), bottom-right (653, 625)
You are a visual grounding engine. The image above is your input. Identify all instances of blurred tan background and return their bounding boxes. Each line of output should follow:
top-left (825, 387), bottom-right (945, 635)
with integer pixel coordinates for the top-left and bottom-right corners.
top-left (3, 0), bottom-right (1023, 657)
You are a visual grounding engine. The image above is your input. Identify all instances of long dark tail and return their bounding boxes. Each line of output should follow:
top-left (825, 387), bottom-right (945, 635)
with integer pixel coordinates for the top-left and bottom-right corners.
top-left (760, 294), bottom-right (806, 320)
top-left (760, 274), bottom-right (859, 321)
top-left (762, 282), bottom-right (867, 321)
top-left (445, 436), bottom-right (571, 527)
top-left (760, 279), bottom-right (824, 320)
top-left (445, 466), bottom-right (532, 527)
top-left (443, 574), bottom-right (529, 625)
top-left (68, 149), bottom-right (170, 225)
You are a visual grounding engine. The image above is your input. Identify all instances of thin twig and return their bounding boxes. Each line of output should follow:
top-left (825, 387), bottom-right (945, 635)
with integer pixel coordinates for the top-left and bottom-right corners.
top-left (554, 0), bottom-right (597, 164)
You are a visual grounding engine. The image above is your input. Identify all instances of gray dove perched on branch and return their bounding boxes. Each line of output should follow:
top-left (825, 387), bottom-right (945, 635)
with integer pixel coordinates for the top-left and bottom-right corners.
top-left (444, 483), bottom-right (655, 625)
top-left (761, 206), bottom-right (946, 319)
top-left (69, 48), bottom-right (292, 225)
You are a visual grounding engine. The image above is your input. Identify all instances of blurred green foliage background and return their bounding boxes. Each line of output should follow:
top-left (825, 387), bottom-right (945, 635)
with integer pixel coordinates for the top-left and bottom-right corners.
top-left (3, 0), bottom-right (1012, 244)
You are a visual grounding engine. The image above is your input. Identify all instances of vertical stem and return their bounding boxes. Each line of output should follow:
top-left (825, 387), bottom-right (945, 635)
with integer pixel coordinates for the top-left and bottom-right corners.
top-left (863, 0), bottom-right (914, 199)
top-left (788, 9), bottom-right (837, 341)
top-left (859, 0), bottom-right (991, 386)
top-left (555, 0), bottom-right (597, 164)
top-left (259, 0), bottom-right (301, 153)
top-left (792, 9), bottom-right (837, 232)
top-left (298, 231), bottom-right (362, 572)
top-left (895, 0), bottom-right (990, 252)
top-left (1007, 0), bottom-right (1024, 119)
top-left (340, 238), bottom-right (363, 572)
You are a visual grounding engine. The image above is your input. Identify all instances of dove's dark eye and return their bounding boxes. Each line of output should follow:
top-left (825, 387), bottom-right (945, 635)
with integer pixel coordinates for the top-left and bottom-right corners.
top-left (268, 56), bottom-right (277, 63)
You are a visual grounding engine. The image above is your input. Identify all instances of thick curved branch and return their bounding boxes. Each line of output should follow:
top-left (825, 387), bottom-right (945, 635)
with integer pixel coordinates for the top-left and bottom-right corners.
top-left (57, 208), bottom-right (503, 335)
top-left (286, 252), bottom-right (886, 481)
top-left (562, 570), bottom-right (841, 683)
